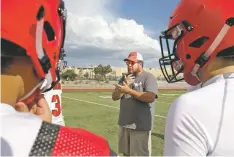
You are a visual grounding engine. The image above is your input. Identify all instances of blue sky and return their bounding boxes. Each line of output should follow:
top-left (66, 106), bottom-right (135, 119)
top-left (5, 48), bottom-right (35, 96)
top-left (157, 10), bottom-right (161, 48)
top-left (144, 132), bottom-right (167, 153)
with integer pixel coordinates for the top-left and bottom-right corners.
top-left (116, 0), bottom-right (181, 38)
top-left (64, 0), bottom-right (181, 68)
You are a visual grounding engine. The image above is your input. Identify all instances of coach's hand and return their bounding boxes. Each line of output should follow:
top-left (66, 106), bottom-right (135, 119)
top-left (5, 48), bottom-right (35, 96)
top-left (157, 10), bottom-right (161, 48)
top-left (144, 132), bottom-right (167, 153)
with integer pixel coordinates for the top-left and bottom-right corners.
top-left (124, 74), bottom-right (135, 86)
top-left (15, 96), bottom-right (52, 123)
top-left (114, 82), bottom-right (131, 94)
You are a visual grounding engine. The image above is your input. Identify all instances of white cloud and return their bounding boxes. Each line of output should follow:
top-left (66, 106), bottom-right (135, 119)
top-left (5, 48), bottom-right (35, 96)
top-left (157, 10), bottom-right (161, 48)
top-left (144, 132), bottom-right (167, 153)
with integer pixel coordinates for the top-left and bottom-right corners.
top-left (64, 0), bottom-right (162, 67)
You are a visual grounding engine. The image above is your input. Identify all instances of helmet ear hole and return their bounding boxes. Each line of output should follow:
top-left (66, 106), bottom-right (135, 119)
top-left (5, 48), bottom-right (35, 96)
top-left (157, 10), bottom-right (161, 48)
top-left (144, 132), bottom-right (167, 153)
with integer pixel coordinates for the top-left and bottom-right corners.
top-left (44, 21), bottom-right (55, 41)
top-left (189, 36), bottom-right (209, 48)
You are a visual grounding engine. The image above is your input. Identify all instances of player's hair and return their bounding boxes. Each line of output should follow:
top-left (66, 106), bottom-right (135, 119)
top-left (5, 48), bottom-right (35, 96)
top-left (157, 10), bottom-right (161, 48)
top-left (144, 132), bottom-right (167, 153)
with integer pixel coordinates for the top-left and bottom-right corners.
top-left (216, 46), bottom-right (234, 61)
top-left (1, 55), bottom-right (13, 74)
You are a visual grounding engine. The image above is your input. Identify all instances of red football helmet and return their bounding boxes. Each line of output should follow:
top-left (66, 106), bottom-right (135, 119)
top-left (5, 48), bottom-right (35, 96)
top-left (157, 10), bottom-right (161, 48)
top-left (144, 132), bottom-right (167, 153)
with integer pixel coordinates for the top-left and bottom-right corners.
top-left (159, 0), bottom-right (234, 86)
top-left (1, 0), bottom-right (67, 103)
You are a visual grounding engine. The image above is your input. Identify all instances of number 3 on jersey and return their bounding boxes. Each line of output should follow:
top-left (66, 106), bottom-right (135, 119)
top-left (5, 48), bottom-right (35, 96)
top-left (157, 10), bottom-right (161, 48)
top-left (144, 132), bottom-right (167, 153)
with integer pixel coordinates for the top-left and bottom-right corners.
top-left (51, 95), bottom-right (61, 117)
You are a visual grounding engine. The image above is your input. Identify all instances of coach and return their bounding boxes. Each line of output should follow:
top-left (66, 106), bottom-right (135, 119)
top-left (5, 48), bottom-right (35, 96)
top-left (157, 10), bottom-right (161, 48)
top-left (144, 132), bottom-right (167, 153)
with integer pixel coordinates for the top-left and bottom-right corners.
top-left (112, 52), bottom-right (158, 156)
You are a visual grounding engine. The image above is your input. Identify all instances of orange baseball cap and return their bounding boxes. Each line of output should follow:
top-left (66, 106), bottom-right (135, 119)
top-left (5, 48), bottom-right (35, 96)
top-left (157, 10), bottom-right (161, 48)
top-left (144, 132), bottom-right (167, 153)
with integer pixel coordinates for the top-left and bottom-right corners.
top-left (124, 52), bottom-right (144, 62)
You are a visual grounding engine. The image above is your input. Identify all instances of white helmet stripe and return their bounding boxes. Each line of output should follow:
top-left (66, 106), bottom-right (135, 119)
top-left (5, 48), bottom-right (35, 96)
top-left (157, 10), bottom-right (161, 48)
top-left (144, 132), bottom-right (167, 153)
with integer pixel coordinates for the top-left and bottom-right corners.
top-left (205, 24), bottom-right (231, 57)
top-left (35, 17), bottom-right (53, 90)
top-left (36, 18), bottom-right (45, 59)
top-left (191, 23), bottom-right (232, 76)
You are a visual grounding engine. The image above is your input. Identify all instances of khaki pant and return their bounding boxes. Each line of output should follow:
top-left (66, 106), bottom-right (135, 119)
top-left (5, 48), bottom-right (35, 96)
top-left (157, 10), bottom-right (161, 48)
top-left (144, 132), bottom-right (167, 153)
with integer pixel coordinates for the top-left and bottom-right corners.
top-left (118, 126), bottom-right (151, 156)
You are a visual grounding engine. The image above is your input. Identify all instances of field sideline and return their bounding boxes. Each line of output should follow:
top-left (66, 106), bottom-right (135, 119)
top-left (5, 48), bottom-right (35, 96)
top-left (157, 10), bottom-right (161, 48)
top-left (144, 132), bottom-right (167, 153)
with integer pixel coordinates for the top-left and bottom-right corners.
top-left (61, 89), bottom-right (185, 156)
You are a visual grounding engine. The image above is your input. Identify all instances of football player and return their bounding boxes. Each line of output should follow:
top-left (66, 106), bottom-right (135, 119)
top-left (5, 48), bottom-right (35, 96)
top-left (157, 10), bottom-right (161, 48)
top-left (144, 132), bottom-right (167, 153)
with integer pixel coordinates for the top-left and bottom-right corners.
top-left (158, 0), bottom-right (234, 156)
top-left (1, 0), bottom-right (116, 156)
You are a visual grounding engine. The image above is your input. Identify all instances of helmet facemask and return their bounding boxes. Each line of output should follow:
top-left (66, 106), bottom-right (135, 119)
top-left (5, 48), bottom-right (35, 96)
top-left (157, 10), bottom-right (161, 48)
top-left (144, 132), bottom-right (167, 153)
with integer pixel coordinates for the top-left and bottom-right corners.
top-left (159, 21), bottom-right (193, 83)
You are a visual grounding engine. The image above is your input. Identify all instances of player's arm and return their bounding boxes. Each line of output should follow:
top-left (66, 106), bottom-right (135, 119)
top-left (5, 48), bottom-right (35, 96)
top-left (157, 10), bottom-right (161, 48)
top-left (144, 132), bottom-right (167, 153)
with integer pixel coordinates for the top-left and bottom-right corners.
top-left (29, 121), bottom-right (117, 156)
top-left (128, 74), bottom-right (158, 103)
top-left (164, 96), bottom-right (208, 156)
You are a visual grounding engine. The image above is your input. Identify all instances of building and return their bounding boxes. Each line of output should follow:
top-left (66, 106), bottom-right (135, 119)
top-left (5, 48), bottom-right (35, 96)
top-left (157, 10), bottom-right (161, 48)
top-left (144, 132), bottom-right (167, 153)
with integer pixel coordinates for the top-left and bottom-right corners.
top-left (62, 65), bottom-right (183, 81)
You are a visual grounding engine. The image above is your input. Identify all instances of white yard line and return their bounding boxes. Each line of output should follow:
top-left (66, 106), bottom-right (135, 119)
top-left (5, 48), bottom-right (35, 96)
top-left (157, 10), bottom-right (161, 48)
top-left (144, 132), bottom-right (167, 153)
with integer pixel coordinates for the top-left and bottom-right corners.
top-left (63, 96), bottom-right (119, 109)
top-left (99, 96), bottom-right (112, 99)
top-left (62, 96), bottom-right (166, 119)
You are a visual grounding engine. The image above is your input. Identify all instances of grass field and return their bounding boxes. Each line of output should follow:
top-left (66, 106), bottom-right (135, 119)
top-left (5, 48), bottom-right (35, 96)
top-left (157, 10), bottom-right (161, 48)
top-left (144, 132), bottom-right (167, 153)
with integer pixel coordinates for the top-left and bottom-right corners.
top-left (61, 90), bottom-right (185, 156)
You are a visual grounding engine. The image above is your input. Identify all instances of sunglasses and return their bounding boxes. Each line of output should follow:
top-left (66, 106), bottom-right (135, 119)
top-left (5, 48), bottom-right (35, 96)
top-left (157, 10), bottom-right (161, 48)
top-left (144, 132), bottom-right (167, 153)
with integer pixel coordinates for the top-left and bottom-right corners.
top-left (125, 61), bottom-right (140, 65)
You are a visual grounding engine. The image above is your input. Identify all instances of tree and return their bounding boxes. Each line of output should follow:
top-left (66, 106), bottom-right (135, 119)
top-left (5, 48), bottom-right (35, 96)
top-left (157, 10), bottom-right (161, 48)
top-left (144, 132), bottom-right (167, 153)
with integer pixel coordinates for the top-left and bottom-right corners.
top-left (78, 69), bottom-right (83, 79)
top-left (61, 69), bottom-right (78, 81)
top-left (84, 72), bottom-right (89, 79)
top-left (94, 64), bottom-right (112, 81)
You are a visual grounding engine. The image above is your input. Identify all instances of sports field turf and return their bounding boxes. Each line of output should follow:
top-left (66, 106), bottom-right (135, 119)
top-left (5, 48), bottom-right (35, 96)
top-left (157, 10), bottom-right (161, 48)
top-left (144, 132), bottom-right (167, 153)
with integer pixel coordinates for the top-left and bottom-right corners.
top-left (62, 90), bottom-right (185, 156)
